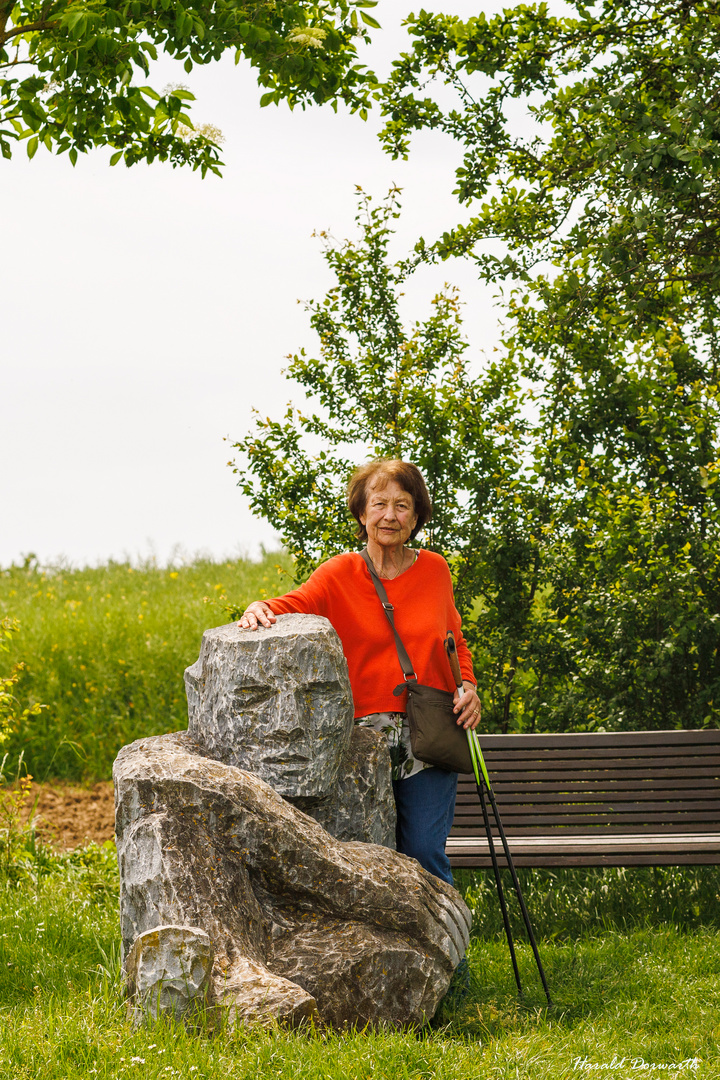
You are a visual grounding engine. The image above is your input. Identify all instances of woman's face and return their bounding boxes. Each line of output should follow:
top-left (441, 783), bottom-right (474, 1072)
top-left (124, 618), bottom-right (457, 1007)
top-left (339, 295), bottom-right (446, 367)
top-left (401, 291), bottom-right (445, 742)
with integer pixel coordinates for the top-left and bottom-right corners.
top-left (360, 477), bottom-right (418, 548)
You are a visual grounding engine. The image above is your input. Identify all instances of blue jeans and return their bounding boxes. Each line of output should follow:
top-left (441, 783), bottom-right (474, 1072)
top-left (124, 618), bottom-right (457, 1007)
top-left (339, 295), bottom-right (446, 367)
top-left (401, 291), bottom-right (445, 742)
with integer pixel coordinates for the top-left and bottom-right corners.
top-left (392, 767), bottom-right (458, 886)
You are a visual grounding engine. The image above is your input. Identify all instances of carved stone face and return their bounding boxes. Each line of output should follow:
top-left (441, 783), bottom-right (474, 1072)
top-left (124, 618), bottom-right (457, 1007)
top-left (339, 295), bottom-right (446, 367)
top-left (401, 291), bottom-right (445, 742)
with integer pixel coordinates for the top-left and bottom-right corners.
top-left (185, 615), bottom-right (354, 804)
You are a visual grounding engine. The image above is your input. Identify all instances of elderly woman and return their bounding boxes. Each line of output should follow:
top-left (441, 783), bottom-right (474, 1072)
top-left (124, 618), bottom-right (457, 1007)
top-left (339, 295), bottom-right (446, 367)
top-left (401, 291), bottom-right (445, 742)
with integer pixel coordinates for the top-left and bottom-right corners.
top-left (239, 458), bottom-right (481, 887)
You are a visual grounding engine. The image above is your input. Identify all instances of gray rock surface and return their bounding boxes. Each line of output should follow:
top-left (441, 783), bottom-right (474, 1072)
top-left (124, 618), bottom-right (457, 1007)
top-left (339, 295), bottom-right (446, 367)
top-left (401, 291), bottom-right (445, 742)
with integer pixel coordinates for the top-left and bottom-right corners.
top-left (306, 726), bottom-right (395, 848)
top-left (114, 732), bottom-right (471, 1029)
top-left (185, 615), bottom-right (354, 805)
top-left (125, 925), bottom-right (214, 1023)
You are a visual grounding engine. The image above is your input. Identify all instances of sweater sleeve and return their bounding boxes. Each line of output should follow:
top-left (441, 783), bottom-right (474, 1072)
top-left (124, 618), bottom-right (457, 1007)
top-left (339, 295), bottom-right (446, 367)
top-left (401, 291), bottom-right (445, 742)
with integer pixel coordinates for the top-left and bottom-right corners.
top-left (456, 630), bottom-right (476, 686)
top-left (444, 560), bottom-right (476, 685)
top-left (265, 563), bottom-right (330, 618)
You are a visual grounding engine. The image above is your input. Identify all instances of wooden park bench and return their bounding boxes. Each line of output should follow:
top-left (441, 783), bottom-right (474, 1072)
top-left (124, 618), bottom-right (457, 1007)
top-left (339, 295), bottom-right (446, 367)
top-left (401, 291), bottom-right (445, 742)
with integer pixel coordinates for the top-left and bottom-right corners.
top-left (446, 729), bottom-right (720, 868)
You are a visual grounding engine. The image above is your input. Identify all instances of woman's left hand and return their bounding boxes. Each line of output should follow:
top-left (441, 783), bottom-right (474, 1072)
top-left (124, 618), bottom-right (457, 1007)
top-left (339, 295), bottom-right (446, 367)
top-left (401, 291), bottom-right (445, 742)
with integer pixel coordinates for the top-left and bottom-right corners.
top-left (453, 681), bottom-right (481, 730)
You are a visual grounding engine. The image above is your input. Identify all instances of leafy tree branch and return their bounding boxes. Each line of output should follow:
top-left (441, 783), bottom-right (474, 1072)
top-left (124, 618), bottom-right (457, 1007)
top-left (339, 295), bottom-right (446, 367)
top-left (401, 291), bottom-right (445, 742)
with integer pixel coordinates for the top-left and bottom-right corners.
top-left (0, 0), bottom-right (380, 168)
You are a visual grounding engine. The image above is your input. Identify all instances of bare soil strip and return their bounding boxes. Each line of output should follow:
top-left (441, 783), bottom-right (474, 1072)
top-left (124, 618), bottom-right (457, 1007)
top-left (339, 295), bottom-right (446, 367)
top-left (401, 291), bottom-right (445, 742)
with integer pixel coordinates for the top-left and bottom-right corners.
top-left (17, 781), bottom-right (115, 850)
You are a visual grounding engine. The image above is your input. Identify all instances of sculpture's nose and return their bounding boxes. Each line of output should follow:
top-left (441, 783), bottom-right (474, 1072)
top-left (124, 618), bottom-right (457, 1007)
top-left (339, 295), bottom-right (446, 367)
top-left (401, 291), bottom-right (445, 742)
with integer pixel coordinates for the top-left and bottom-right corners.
top-left (261, 686), bottom-right (309, 763)
top-left (274, 685), bottom-right (300, 724)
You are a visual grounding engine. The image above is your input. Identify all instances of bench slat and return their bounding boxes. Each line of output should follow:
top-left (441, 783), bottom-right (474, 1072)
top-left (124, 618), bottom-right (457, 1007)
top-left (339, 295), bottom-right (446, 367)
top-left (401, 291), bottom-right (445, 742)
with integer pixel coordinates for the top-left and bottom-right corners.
top-left (481, 747), bottom-right (720, 763)
top-left (450, 825), bottom-right (720, 837)
top-left (446, 832), bottom-right (720, 867)
top-left (450, 854), bottom-right (720, 867)
top-left (459, 766), bottom-right (720, 782)
top-left (447, 833), bottom-right (720, 849)
top-left (470, 755), bottom-right (720, 771)
top-left (454, 800), bottom-right (720, 815)
top-left (456, 790), bottom-right (720, 806)
top-left (456, 777), bottom-right (719, 796)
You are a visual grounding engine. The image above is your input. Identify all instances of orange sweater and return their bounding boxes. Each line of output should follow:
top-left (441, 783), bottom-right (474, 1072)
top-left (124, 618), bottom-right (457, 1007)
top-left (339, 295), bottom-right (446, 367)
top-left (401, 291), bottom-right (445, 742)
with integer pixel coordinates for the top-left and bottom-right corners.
top-left (268, 550), bottom-right (475, 718)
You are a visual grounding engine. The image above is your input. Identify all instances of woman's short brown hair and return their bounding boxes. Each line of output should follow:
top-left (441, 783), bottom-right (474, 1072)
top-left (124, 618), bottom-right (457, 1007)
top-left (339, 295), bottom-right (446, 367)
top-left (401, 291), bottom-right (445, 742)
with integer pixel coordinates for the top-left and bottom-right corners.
top-left (347, 459), bottom-right (433, 542)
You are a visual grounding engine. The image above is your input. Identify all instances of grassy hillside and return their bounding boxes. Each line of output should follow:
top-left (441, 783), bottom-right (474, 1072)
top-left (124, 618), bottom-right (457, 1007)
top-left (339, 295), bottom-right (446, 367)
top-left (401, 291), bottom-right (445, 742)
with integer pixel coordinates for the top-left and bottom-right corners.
top-left (0, 553), bottom-right (294, 782)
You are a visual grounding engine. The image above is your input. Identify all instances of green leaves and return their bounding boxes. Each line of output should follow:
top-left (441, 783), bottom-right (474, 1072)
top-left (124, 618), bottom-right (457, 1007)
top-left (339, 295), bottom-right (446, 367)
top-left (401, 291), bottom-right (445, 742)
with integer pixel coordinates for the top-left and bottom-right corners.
top-left (379, 0), bottom-right (720, 320)
top-left (0, 0), bottom-right (380, 167)
top-left (541, 483), bottom-right (720, 731)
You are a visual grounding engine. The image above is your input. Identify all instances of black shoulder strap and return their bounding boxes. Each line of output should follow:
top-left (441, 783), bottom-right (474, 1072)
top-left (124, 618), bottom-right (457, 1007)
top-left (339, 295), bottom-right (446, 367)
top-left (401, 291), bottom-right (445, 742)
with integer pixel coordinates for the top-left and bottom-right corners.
top-left (360, 548), bottom-right (417, 686)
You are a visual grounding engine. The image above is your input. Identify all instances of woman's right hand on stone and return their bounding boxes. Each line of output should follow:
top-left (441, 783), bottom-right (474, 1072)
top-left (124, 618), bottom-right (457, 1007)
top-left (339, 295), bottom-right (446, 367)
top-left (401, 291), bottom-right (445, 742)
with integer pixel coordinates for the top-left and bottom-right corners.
top-left (238, 602), bottom-right (277, 630)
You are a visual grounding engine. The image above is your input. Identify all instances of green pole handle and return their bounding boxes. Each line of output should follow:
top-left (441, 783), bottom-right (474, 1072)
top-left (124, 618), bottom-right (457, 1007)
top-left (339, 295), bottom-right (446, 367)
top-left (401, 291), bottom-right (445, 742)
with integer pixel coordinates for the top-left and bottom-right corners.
top-left (467, 727), bottom-right (492, 791)
top-left (444, 630), bottom-right (492, 791)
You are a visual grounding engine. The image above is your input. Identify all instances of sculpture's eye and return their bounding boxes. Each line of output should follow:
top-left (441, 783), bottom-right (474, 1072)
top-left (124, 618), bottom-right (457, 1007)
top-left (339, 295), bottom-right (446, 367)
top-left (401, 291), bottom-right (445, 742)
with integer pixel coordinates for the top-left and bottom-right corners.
top-left (232, 685), bottom-right (273, 709)
top-left (294, 681), bottom-right (343, 713)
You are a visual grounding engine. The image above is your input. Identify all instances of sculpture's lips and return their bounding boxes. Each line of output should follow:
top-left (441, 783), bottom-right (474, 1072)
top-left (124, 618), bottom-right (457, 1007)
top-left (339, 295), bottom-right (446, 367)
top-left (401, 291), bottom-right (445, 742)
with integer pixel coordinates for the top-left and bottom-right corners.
top-left (261, 752), bottom-right (312, 764)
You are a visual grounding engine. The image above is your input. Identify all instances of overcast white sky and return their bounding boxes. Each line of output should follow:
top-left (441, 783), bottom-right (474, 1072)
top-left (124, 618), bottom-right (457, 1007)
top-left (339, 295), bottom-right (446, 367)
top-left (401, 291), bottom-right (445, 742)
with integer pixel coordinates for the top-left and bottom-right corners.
top-left (2, 2), bottom-right (537, 569)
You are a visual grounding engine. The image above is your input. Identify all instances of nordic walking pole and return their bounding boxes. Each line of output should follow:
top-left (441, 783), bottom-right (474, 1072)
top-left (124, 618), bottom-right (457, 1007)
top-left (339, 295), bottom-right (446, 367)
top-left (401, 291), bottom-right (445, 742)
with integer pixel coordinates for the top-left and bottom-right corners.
top-left (445, 631), bottom-right (552, 1006)
top-left (444, 632), bottom-right (522, 995)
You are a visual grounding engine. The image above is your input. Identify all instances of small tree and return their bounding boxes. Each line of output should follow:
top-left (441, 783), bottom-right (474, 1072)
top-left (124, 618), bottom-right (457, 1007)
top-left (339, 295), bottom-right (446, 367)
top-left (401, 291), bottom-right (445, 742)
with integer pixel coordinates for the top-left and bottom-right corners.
top-left (231, 188), bottom-right (549, 730)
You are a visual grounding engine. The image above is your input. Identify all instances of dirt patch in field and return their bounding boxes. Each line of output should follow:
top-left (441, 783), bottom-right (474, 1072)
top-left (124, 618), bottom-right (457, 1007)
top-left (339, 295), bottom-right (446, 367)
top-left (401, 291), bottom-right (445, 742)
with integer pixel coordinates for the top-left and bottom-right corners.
top-left (16, 781), bottom-right (116, 850)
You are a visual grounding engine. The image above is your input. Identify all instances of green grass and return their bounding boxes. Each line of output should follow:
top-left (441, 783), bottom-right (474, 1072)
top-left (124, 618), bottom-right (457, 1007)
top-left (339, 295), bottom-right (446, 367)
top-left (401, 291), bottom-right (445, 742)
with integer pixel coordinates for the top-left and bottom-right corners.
top-left (0, 853), bottom-right (718, 1079)
top-left (0, 554), bottom-right (294, 781)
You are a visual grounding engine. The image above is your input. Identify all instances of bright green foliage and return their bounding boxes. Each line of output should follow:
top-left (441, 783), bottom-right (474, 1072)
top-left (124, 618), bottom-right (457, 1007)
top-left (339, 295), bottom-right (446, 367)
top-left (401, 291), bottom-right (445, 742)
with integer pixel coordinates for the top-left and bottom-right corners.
top-left (538, 484), bottom-right (720, 731)
top-left (0, 552), bottom-right (292, 781)
top-left (381, 0), bottom-right (720, 310)
top-left (0, 618), bottom-right (44, 748)
top-left (0, 0), bottom-right (379, 170)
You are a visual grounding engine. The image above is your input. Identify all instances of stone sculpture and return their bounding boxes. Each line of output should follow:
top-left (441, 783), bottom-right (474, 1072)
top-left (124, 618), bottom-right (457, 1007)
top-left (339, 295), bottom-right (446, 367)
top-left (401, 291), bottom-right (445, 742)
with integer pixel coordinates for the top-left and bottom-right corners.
top-left (185, 616), bottom-right (354, 805)
top-left (184, 616), bottom-right (395, 848)
top-left (115, 732), bottom-right (471, 1028)
top-left (309, 724), bottom-right (395, 847)
top-left (115, 614), bottom-right (472, 1029)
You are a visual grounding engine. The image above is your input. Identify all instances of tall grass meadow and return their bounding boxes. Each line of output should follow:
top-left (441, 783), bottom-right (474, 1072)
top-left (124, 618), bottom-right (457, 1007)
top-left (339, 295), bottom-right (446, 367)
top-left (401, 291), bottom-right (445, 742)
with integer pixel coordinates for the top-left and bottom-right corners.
top-left (0, 553), bottom-right (294, 781)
